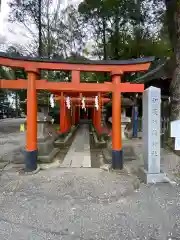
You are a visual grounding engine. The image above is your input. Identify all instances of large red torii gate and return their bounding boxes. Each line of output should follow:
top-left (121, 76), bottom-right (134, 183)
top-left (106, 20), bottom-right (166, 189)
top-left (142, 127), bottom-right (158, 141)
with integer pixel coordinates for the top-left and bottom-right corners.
top-left (0, 52), bottom-right (154, 172)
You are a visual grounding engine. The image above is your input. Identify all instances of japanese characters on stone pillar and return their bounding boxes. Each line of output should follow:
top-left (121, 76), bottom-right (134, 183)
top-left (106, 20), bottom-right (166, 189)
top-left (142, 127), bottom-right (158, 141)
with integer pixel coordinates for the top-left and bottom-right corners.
top-left (143, 86), bottom-right (161, 174)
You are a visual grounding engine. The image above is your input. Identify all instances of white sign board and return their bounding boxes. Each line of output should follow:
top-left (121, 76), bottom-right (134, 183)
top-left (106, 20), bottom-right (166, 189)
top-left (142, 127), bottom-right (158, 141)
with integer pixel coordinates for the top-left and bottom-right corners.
top-left (171, 120), bottom-right (180, 138)
top-left (175, 138), bottom-right (180, 150)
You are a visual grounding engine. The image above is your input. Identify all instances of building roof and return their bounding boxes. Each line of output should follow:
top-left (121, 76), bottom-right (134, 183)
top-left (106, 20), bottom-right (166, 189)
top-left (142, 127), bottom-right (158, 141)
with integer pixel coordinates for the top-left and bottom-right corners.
top-left (0, 51), bottom-right (154, 66)
top-left (133, 57), bottom-right (173, 84)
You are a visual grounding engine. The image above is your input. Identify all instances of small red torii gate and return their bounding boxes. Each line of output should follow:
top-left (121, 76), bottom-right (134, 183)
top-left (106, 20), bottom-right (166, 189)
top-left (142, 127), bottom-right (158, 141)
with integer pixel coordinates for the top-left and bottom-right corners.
top-left (0, 53), bottom-right (154, 172)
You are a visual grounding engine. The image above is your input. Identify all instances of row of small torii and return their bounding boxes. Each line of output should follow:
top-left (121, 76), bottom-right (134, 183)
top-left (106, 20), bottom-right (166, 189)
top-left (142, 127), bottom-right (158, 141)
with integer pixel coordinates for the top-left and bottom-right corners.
top-left (50, 95), bottom-right (100, 110)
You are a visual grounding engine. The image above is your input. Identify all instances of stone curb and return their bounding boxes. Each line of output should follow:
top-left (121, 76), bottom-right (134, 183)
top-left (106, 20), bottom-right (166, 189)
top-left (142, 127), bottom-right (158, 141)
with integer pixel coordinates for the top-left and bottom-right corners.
top-left (39, 159), bottom-right (61, 170)
top-left (102, 148), bottom-right (112, 164)
top-left (54, 125), bottom-right (79, 148)
top-left (90, 124), bottom-right (107, 148)
top-left (38, 148), bottom-right (60, 163)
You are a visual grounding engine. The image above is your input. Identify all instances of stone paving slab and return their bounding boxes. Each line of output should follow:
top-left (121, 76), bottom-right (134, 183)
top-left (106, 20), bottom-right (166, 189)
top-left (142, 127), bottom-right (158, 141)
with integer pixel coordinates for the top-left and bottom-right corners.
top-left (61, 124), bottom-right (91, 168)
top-left (0, 168), bottom-right (179, 239)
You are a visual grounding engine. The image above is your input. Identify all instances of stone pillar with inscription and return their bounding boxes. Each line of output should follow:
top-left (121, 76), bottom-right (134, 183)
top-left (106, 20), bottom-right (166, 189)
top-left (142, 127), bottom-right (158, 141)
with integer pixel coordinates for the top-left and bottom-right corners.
top-left (140, 86), bottom-right (166, 183)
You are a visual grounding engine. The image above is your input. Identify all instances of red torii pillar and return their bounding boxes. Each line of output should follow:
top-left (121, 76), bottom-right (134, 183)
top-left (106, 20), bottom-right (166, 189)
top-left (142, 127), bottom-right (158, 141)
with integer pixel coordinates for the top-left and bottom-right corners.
top-left (66, 107), bottom-right (70, 131)
top-left (72, 105), bottom-right (76, 126)
top-left (26, 70), bottom-right (38, 171)
top-left (111, 71), bottom-right (123, 169)
top-left (96, 93), bottom-right (102, 133)
top-left (60, 93), bottom-right (66, 133)
top-left (59, 93), bottom-right (71, 133)
top-left (75, 106), bottom-right (79, 124)
top-left (92, 108), bottom-right (94, 125)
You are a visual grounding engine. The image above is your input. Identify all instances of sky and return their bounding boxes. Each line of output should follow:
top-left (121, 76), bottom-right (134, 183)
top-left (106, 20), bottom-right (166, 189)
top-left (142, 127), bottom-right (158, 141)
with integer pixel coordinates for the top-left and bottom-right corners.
top-left (0, 0), bottom-right (82, 108)
top-left (0, 0), bottom-right (82, 49)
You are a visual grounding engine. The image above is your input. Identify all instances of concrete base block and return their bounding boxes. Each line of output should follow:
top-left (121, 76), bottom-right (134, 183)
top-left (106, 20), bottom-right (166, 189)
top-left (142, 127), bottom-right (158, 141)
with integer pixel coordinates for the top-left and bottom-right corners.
top-left (38, 137), bottom-right (54, 156)
top-left (38, 148), bottom-right (59, 163)
top-left (0, 136), bottom-right (58, 166)
top-left (54, 125), bottom-right (78, 148)
top-left (102, 148), bottom-right (112, 164)
top-left (139, 167), bottom-right (167, 184)
top-left (54, 132), bottom-right (73, 147)
top-left (91, 128), bottom-right (107, 148)
top-left (38, 135), bottom-right (50, 142)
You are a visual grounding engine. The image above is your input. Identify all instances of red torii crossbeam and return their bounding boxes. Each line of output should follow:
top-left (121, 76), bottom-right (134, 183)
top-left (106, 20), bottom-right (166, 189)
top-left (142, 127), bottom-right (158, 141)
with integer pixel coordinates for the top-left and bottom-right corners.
top-left (0, 79), bottom-right (144, 93)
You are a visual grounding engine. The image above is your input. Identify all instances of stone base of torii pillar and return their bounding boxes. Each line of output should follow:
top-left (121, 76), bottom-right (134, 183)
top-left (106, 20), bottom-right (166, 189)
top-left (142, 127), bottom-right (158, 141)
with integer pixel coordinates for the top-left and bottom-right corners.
top-left (11, 109), bottom-right (59, 166)
top-left (37, 108), bottom-right (59, 163)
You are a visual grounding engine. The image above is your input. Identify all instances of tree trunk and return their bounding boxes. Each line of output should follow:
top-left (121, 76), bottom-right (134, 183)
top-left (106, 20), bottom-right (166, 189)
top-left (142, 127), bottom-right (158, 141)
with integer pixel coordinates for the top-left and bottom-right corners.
top-left (102, 16), bottom-right (108, 81)
top-left (170, 2), bottom-right (180, 120)
top-left (102, 17), bottom-right (107, 61)
top-left (38, 0), bottom-right (42, 57)
top-left (47, 0), bottom-right (51, 58)
top-left (134, 0), bottom-right (141, 58)
top-left (114, 9), bottom-right (119, 60)
top-left (165, 0), bottom-right (177, 52)
top-left (165, 0), bottom-right (177, 77)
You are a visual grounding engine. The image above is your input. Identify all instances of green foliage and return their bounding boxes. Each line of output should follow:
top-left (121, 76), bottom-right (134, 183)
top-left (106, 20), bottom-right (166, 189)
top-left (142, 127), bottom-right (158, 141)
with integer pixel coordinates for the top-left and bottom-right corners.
top-left (78, 0), bottom-right (167, 61)
top-left (7, 0), bottom-right (172, 85)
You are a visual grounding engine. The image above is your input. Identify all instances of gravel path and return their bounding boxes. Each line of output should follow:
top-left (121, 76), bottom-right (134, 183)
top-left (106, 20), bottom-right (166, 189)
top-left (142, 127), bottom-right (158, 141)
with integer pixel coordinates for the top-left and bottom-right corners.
top-left (0, 168), bottom-right (179, 239)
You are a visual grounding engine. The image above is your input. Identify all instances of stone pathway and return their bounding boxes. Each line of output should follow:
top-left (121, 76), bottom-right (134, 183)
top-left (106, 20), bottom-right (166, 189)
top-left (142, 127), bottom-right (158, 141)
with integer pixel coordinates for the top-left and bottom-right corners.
top-left (60, 124), bottom-right (91, 168)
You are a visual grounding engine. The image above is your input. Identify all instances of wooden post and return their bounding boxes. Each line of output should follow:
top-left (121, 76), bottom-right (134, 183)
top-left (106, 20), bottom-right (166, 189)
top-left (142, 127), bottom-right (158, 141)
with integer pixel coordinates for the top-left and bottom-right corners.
top-left (72, 70), bottom-right (80, 84)
top-left (132, 105), bottom-right (138, 138)
top-left (68, 108), bottom-right (71, 128)
top-left (76, 106), bottom-right (80, 123)
top-left (60, 93), bottom-right (65, 133)
top-left (111, 71), bottom-right (123, 169)
top-left (66, 106), bottom-right (71, 132)
top-left (94, 107), bottom-right (97, 129)
top-left (96, 93), bottom-right (102, 133)
top-left (92, 108), bottom-right (94, 125)
top-left (91, 108), bottom-right (94, 123)
top-left (65, 107), bottom-right (69, 132)
top-left (78, 106), bottom-right (80, 122)
top-left (76, 106), bottom-right (79, 124)
top-left (26, 70), bottom-right (38, 171)
top-left (72, 105), bottom-right (76, 126)
top-left (75, 106), bottom-right (77, 124)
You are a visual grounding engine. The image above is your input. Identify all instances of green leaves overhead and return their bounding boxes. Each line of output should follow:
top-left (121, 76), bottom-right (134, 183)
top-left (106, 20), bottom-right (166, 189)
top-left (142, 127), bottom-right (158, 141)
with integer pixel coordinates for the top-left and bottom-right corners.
top-left (78, 0), bottom-right (170, 61)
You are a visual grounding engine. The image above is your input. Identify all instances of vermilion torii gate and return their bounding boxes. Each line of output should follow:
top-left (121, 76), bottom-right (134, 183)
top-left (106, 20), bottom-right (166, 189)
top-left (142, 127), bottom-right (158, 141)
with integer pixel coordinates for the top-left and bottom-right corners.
top-left (0, 52), bottom-right (154, 172)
